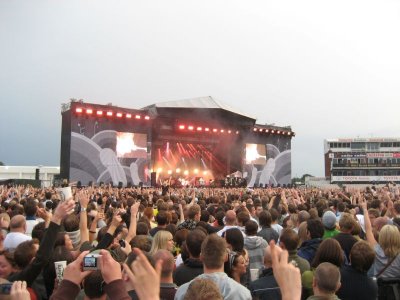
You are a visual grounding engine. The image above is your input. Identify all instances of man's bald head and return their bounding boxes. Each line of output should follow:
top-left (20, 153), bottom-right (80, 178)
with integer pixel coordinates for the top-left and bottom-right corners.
top-left (225, 210), bottom-right (237, 225)
top-left (265, 244), bottom-right (282, 268)
top-left (10, 215), bottom-right (26, 231)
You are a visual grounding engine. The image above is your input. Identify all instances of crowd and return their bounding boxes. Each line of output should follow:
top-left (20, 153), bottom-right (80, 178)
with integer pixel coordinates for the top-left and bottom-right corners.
top-left (0, 182), bottom-right (400, 300)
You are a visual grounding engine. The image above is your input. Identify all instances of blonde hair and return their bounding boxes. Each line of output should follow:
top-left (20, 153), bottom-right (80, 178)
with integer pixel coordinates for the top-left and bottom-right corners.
top-left (379, 225), bottom-right (400, 258)
top-left (149, 230), bottom-right (173, 255)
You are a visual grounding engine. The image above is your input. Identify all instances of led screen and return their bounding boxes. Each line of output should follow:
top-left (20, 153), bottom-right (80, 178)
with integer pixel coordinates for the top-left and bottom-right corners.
top-left (116, 132), bottom-right (147, 158)
top-left (245, 143), bottom-right (267, 165)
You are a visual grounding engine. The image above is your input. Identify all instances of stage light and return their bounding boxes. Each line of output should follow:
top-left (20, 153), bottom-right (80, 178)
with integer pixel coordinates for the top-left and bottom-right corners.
top-left (277, 130), bottom-right (281, 134)
top-left (188, 126), bottom-right (194, 130)
top-left (179, 125), bottom-right (185, 130)
top-left (271, 130), bottom-right (275, 133)
top-left (144, 116), bottom-right (150, 120)
top-left (86, 109), bottom-right (93, 114)
top-left (265, 129), bottom-right (269, 133)
top-left (157, 168), bottom-right (163, 173)
top-left (205, 128), bottom-right (210, 132)
top-left (236, 131), bottom-right (239, 134)
top-left (253, 128), bottom-right (257, 132)
top-left (197, 127), bottom-right (202, 131)
top-left (167, 170), bottom-right (172, 175)
top-left (76, 108), bottom-right (83, 113)
top-left (203, 170), bottom-right (208, 175)
top-left (220, 129), bottom-right (224, 133)
top-left (259, 128), bottom-right (263, 132)
top-left (184, 170), bottom-right (189, 175)
top-left (116, 112), bottom-right (123, 118)
top-left (228, 130), bottom-right (232, 134)
top-left (97, 110), bottom-right (103, 116)
top-left (194, 169), bottom-right (199, 174)
top-left (176, 168), bottom-right (181, 173)
top-left (106, 111), bottom-right (113, 117)
top-left (126, 113), bottom-right (132, 119)
top-left (135, 115), bottom-right (141, 119)
top-left (213, 128), bottom-right (217, 133)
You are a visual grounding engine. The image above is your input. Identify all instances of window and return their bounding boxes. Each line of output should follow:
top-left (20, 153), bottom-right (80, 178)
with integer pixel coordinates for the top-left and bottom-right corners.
top-left (351, 142), bottom-right (365, 150)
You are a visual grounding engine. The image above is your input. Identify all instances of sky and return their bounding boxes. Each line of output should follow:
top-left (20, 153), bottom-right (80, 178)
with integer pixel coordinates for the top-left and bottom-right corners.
top-left (0, 0), bottom-right (399, 177)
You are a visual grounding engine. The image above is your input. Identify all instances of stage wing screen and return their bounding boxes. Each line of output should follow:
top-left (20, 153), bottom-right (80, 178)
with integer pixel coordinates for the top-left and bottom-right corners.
top-left (245, 143), bottom-right (267, 165)
top-left (116, 132), bottom-right (147, 158)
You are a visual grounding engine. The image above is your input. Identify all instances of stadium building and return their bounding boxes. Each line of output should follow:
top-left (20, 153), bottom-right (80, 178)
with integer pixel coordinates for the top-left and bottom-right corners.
top-left (324, 138), bottom-right (400, 184)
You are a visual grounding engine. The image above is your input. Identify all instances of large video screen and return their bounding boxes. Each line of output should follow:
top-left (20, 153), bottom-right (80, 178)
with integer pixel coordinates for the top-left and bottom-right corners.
top-left (245, 143), bottom-right (267, 165)
top-left (116, 132), bottom-right (147, 158)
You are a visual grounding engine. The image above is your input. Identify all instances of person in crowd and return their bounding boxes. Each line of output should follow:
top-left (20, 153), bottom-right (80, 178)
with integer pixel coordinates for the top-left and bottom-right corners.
top-left (361, 199), bottom-right (400, 278)
top-left (24, 199), bottom-right (43, 236)
top-left (257, 210), bottom-right (279, 243)
top-left (295, 211), bottom-right (310, 234)
top-left (307, 262), bottom-right (341, 300)
top-left (174, 229), bottom-right (206, 286)
top-left (183, 278), bottom-right (223, 300)
top-left (248, 244), bottom-right (282, 300)
top-left (279, 228), bottom-right (310, 274)
top-left (224, 250), bottom-right (248, 283)
top-left (322, 210), bottom-right (339, 239)
top-left (149, 230), bottom-right (175, 256)
top-left (217, 210), bottom-right (244, 237)
top-left (244, 220), bottom-right (268, 270)
top-left (174, 234), bottom-right (252, 300)
top-left (153, 249), bottom-right (178, 300)
top-left (297, 219), bottom-right (324, 264)
top-left (302, 238), bottom-right (344, 298)
top-left (270, 208), bottom-right (283, 237)
top-left (149, 210), bottom-right (169, 237)
top-left (3, 215), bottom-right (31, 251)
top-left (336, 240), bottom-right (378, 300)
top-left (177, 204), bottom-right (200, 231)
top-left (333, 213), bottom-right (358, 263)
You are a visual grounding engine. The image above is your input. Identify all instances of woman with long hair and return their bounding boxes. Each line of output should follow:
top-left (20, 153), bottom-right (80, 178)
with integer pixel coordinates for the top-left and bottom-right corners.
top-left (362, 198), bottom-right (400, 278)
top-left (301, 238), bottom-right (344, 297)
top-left (149, 230), bottom-right (174, 256)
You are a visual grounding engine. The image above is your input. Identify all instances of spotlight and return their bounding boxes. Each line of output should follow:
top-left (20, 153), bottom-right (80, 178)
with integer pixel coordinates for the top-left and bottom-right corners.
top-left (97, 110), bottom-right (103, 116)
top-left (203, 170), bottom-right (208, 175)
top-left (167, 170), bottom-right (172, 175)
top-left (213, 129), bottom-right (217, 132)
top-left (76, 108), bottom-right (83, 113)
top-left (157, 168), bottom-right (163, 173)
top-left (86, 109), bottom-right (93, 114)
top-left (236, 131), bottom-right (239, 134)
top-left (253, 128), bottom-right (257, 132)
top-left (184, 170), bottom-right (189, 175)
top-left (228, 130), bottom-right (232, 134)
top-left (271, 130), bottom-right (275, 133)
top-left (194, 169), bottom-right (199, 174)
top-left (179, 125), bottom-right (185, 130)
top-left (277, 130), bottom-right (281, 134)
top-left (135, 115), bottom-right (141, 119)
top-left (220, 129), bottom-right (224, 133)
top-left (188, 126), bottom-right (194, 130)
top-left (197, 127), bottom-right (203, 131)
top-left (106, 111), bottom-right (113, 117)
top-left (176, 168), bottom-right (181, 173)
top-left (116, 112), bottom-right (123, 118)
top-left (144, 116), bottom-right (150, 120)
top-left (126, 113), bottom-right (132, 119)
top-left (259, 128), bottom-right (263, 132)
top-left (205, 128), bottom-right (210, 132)
top-left (265, 129), bottom-right (269, 133)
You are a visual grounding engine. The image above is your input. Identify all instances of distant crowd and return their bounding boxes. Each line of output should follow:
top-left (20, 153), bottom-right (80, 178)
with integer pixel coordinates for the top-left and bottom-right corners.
top-left (0, 182), bottom-right (400, 300)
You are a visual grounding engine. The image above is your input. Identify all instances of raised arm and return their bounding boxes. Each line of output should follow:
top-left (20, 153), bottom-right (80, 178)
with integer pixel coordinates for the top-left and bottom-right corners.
top-left (360, 197), bottom-right (377, 247)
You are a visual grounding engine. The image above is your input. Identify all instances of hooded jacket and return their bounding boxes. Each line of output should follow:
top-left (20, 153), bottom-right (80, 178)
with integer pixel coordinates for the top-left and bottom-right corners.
top-left (244, 236), bottom-right (268, 270)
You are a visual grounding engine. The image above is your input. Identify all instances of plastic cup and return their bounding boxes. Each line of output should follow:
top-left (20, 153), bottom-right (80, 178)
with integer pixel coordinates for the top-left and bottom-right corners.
top-left (54, 261), bottom-right (67, 281)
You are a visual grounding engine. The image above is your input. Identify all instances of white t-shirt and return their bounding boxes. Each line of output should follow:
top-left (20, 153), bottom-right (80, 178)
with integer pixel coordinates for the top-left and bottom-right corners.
top-left (4, 232), bottom-right (32, 250)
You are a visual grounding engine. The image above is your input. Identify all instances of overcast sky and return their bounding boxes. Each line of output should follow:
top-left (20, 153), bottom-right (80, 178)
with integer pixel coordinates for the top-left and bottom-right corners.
top-left (1, 0), bottom-right (399, 177)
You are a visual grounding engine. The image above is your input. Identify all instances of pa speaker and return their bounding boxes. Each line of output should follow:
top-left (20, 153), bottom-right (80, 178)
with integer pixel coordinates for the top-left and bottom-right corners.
top-left (151, 172), bottom-right (157, 187)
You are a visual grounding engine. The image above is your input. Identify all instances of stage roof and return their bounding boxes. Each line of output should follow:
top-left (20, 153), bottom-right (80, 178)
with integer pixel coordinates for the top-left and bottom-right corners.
top-left (143, 96), bottom-right (256, 120)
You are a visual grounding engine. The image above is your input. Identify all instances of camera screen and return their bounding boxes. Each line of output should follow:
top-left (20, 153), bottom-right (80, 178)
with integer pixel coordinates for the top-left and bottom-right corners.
top-left (84, 257), bottom-right (97, 267)
top-left (0, 283), bottom-right (12, 295)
